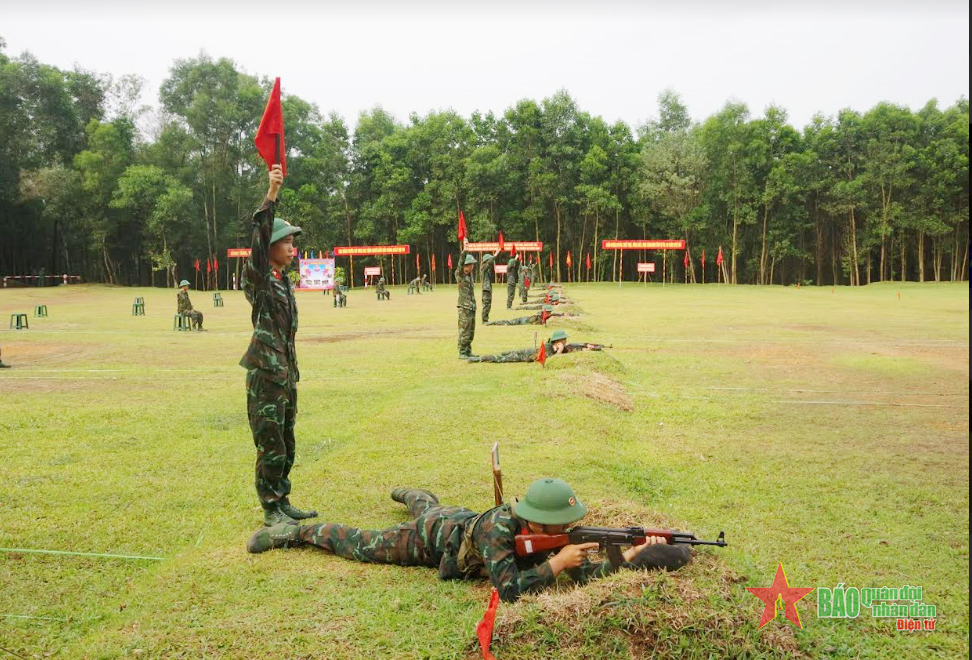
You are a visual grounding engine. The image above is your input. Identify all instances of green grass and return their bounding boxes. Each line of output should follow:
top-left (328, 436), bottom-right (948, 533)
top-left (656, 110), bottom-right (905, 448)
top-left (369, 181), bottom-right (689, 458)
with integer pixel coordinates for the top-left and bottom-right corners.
top-left (0, 281), bottom-right (967, 659)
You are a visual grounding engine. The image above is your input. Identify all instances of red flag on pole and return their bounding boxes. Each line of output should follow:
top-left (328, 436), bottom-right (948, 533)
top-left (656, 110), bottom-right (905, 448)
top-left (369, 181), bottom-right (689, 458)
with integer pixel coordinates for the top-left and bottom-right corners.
top-left (214, 257), bottom-right (219, 271)
top-left (701, 249), bottom-right (706, 267)
top-left (510, 243), bottom-right (517, 259)
top-left (254, 77), bottom-right (287, 177)
top-left (476, 588), bottom-right (500, 660)
top-left (548, 252), bottom-right (554, 268)
top-left (716, 247), bottom-right (724, 265)
top-left (537, 341), bottom-right (547, 367)
top-left (458, 211), bottom-right (468, 243)
top-left (206, 258), bottom-right (212, 273)
top-left (447, 254), bottom-right (453, 269)
top-left (566, 250), bottom-right (572, 267)
top-left (683, 250), bottom-right (690, 268)
top-left (498, 231), bottom-right (505, 251)
top-left (194, 258), bottom-right (200, 272)
top-left (431, 254), bottom-right (437, 273)
top-left (586, 253), bottom-right (591, 270)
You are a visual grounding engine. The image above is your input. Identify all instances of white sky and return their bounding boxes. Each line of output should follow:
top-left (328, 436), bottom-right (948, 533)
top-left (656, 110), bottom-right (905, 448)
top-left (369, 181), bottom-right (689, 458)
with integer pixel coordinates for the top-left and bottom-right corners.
top-left (2, 0), bottom-right (969, 131)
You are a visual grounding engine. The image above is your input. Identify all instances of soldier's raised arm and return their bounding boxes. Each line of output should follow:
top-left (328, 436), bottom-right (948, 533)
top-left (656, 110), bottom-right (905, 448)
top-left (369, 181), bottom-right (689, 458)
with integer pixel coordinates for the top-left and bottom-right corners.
top-left (243, 164), bottom-right (284, 295)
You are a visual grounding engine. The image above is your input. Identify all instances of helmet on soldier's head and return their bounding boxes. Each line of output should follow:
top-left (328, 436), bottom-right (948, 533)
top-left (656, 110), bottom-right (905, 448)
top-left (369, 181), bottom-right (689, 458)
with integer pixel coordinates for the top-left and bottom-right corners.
top-left (543, 305), bottom-right (553, 312)
top-left (463, 253), bottom-right (478, 266)
top-left (482, 253), bottom-right (494, 263)
top-left (514, 478), bottom-right (587, 525)
top-left (550, 329), bottom-right (568, 342)
top-left (179, 280), bottom-right (190, 288)
top-left (270, 217), bottom-right (302, 244)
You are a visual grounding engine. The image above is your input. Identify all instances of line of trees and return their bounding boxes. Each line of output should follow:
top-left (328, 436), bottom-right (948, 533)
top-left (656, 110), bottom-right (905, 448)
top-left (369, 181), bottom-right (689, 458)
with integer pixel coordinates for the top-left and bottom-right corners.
top-left (1, 41), bottom-right (968, 287)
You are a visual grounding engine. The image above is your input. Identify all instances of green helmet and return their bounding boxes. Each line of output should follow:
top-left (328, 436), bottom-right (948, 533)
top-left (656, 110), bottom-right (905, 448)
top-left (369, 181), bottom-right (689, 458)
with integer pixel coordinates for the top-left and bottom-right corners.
top-left (550, 292), bottom-right (560, 299)
top-left (550, 329), bottom-right (567, 342)
top-left (514, 478), bottom-right (587, 525)
top-left (463, 253), bottom-right (478, 266)
top-left (271, 217), bottom-right (302, 244)
top-left (543, 305), bottom-right (553, 312)
top-left (482, 253), bottom-right (494, 263)
top-left (179, 280), bottom-right (190, 288)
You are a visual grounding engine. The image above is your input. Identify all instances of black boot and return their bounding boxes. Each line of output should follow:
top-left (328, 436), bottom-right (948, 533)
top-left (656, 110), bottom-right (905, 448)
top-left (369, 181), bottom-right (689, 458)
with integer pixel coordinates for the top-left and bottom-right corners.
top-left (279, 499), bottom-right (318, 520)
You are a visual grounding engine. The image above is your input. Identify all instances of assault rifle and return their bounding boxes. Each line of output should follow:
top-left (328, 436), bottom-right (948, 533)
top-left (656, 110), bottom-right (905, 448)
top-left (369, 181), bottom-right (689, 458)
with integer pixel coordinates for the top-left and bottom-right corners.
top-left (515, 526), bottom-right (726, 566)
top-left (565, 342), bottom-right (612, 352)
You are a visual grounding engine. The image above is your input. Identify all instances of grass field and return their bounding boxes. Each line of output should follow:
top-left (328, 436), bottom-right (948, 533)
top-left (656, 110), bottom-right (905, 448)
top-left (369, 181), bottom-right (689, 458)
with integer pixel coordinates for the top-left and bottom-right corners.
top-left (0, 280), bottom-right (968, 659)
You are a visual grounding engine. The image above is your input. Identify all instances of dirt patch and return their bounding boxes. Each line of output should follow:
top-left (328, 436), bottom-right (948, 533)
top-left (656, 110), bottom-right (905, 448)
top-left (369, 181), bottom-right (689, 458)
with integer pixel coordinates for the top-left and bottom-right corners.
top-left (304, 327), bottom-right (430, 343)
top-left (562, 370), bottom-right (634, 412)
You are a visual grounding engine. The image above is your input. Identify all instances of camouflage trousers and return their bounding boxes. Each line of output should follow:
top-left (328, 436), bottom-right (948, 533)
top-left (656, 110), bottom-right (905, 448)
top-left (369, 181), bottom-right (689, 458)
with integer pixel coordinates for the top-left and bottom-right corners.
top-left (407, 283), bottom-right (421, 294)
top-left (182, 310), bottom-right (203, 329)
top-left (333, 292), bottom-right (346, 307)
top-left (485, 315), bottom-right (538, 326)
top-left (481, 289), bottom-right (492, 323)
top-left (519, 283), bottom-right (529, 303)
top-left (458, 307), bottom-right (476, 356)
top-left (476, 347), bottom-right (538, 363)
top-left (298, 489), bottom-right (477, 577)
top-left (506, 283), bottom-right (517, 309)
top-left (246, 369), bottom-right (297, 508)
top-left (377, 290), bottom-right (390, 300)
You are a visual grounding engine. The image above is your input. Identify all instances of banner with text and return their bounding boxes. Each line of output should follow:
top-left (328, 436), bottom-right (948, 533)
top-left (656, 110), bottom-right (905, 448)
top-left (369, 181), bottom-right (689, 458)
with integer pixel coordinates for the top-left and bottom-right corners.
top-left (466, 241), bottom-right (543, 252)
top-left (227, 247), bottom-right (298, 258)
top-left (602, 240), bottom-right (686, 250)
top-left (334, 245), bottom-right (410, 256)
top-left (637, 262), bottom-right (656, 273)
top-left (298, 258), bottom-right (335, 290)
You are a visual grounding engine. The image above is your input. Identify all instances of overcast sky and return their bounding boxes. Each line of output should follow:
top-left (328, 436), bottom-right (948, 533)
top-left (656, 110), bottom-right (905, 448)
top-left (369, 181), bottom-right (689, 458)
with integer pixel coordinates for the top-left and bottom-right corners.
top-left (2, 0), bottom-right (969, 132)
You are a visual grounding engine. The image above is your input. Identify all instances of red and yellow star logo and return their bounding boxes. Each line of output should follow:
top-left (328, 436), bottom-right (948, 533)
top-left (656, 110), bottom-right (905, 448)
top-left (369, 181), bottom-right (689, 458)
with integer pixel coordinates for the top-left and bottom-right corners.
top-left (746, 563), bottom-right (814, 628)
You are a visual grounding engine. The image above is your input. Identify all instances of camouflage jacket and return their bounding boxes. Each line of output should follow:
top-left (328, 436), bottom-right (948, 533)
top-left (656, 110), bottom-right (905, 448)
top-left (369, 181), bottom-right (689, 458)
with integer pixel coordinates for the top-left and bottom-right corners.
top-left (239, 198), bottom-right (299, 386)
top-left (471, 504), bottom-right (620, 603)
top-left (506, 257), bottom-right (520, 286)
top-left (521, 264), bottom-right (534, 285)
top-left (481, 260), bottom-right (495, 292)
top-left (177, 290), bottom-right (193, 314)
top-left (454, 250), bottom-right (476, 312)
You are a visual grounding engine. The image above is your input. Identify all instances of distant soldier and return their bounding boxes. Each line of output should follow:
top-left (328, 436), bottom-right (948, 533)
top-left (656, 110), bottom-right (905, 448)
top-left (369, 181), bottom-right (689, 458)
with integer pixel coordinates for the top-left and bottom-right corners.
top-left (333, 278), bottom-right (347, 307)
top-left (376, 277), bottom-right (391, 300)
top-left (177, 279), bottom-right (204, 330)
top-left (485, 305), bottom-right (576, 326)
top-left (481, 249), bottom-right (500, 323)
top-left (247, 479), bottom-right (690, 603)
top-left (465, 329), bottom-right (605, 363)
top-left (455, 247), bottom-right (478, 359)
top-left (422, 274), bottom-right (432, 291)
top-left (240, 164), bottom-right (317, 527)
top-left (519, 263), bottom-right (534, 303)
top-left (407, 277), bottom-right (422, 295)
top-left (505, 253), bottom-right (521, 309)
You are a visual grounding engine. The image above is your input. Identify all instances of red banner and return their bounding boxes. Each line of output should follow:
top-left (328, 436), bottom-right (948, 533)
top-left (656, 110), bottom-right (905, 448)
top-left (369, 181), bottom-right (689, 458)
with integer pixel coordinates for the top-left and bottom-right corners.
top-left (333, 245), bottom-right (411, 256)
top-left (465, 241), bottom-right (542, 252)
top-left (227, 247), bottom-right (298, 258)
top-left (601, 239), bottom-right (686, 250)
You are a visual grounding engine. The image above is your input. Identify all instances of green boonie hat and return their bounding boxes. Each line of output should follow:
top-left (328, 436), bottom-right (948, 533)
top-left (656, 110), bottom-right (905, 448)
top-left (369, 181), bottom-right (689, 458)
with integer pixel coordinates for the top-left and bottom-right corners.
top-left (482, 253), bottom-right (494, 262)
top-left (271, 217), bottom-right (302, 244)
top-left (179, 280), bottom-right (190, 288)
top-left (514, 478), bottom-right (587, 525)
top-left (463, 254), bottom-right (478, 265)
top-left (550, 329), bottom-right (567, 341)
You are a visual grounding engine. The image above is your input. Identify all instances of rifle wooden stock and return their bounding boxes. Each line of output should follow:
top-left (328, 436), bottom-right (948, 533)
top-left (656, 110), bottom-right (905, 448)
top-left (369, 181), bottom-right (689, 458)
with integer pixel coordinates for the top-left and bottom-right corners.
top-left (514, 534), bottom-right (570, 556)
top-left (491, 442), bottom-right (503, 506)
top-left (515, 527), bottom-right (727, 558)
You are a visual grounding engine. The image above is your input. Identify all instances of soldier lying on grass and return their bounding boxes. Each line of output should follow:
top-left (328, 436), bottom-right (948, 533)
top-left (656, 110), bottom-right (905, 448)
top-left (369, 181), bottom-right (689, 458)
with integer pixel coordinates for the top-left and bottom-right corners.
top-left (248, 479), bottom-right (690, 603)
top-left (465, 329), bottom-right (603, 363)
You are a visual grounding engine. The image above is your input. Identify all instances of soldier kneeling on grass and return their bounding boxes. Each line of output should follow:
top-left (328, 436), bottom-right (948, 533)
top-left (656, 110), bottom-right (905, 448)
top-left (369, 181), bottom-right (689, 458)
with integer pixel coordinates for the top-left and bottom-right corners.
top-left (247, 478), bottom-right (690, 603)
top-left (466, 329), bottom-right (601, 363)
top-left (177, 280), bottom-right (204, 330)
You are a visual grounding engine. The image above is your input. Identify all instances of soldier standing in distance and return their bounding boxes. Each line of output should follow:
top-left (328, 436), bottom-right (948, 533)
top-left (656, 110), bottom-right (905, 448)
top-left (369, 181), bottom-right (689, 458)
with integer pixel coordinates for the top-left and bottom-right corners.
top-left (240, 164), bottom-right (318, 527)
top-left (505, 252), bottom-right (520, 309)
top-left (455, 242), bottom-right (478, 359)
top-left (176, 279), bottom-right (204, 330)
top-left (247, 478), bottom-right (690, 603)
top-left (480, 249), bottom-right (500, 323)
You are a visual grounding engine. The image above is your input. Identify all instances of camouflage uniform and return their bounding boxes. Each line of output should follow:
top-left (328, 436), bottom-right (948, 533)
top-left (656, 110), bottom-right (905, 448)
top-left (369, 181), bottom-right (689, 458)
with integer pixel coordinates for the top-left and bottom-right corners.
top-left (333, 283), bottom-right (347, 307)
top-left (240, 198), bottom-right (300, 512)
top-left (177, 290), bottom-right (203, 329)
top-left (296, 489), bottom-right (627, 603)
top-left (485, 312), bottom-right (544, 326)
top-left (481, 258), bottom-right (495, 323)
top-left (455, 251), bottom-right (476, 357)
top-left (407, 277), bottom-right (422, 295)
top-left (505, 256), bottom-right (520, 309)
top-left (376, 278), bottom-right (390, 300)
top-left (422, 274), bottom-right (432, 291)
top-left (519, 264), bottom-right (533, 303)
top-left (470, 341), bottom-right (594, 363)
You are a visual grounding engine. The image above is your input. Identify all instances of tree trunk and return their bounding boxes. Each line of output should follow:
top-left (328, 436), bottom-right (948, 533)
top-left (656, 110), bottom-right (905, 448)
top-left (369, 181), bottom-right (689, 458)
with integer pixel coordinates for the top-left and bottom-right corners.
top-left (555, 203), bottom-right (562, 282)
top-left (759, 204), bottom-right (769, 285)
top-left (849, 209), bottom-right (860, 286)
top-left (593, 210), bottom-right (599, 283)
top-left (917, 231), bottom-right (925, 282)
top-left (731, 202), bottom-right (738, 284)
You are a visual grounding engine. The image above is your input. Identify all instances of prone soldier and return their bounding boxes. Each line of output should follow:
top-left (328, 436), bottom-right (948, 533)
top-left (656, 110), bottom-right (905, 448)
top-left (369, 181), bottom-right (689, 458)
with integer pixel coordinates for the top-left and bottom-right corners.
top-left (466, 329), bottom-right (604, 363)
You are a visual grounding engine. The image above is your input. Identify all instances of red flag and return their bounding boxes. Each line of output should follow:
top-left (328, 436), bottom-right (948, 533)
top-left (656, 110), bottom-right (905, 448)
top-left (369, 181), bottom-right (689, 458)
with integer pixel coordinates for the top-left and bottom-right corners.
top-left (510, 243), bottom-right (517, 258)
top-left (548, 252), bottom-right (553, 268)
top-left (206, 258), bottom-right (212, 273)
top-left (701, 249), bottom-right (706, 267)
top-left (586, 253), bottom-right (591, 270)
top-left (498, 231), bottom-right (505, 251)
top-left (717, 247), bottom-right (724, 265)
top-left (254, 77), bottom-right (287, 177)
top-left (458, 211), bottom-right (468, 243)
top-left (431, 254), bottom-right (437, 273)
top-left (683, 250), bottom-right (690, 268)
top-left (194, 258), bottom-right (200, 272)
top-left (566, 250), bottom-right (572, 267)
top-left (447, 254), bottom-right (453, 269)
top-left (476, 588), bottom-right (500, 660)
top-left (214, 257), bottom-right (219, 271)
top-left (537, 341), bottom-right (547, 367)
top-left (542, 309), bottom-right (550, 325)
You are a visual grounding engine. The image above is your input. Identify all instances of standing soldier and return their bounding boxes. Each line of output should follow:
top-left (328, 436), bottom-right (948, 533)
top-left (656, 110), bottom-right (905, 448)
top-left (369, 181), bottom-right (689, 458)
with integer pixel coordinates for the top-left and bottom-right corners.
top-left (455, 244), bottom-right (478, 359)
top-left (481, 249), bottom-right (500, 323)
top-left (519, 262), bottom-right (534, 304)
top-left (240, 164), bottom-right (318, 527)
top-left (333, 278), bottom-right (347, 307)
top-left (176, 279), bottom-right (204, 330)
top-left (422, 273), bottom-right (432, 291)
top-left (506, 252), bottom-right (521, 309)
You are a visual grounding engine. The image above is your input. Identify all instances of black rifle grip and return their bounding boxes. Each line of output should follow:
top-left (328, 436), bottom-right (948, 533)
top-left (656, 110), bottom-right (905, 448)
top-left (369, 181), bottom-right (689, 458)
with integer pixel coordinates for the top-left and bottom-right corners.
top-left (607, 544), bottom-right (624, 567)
